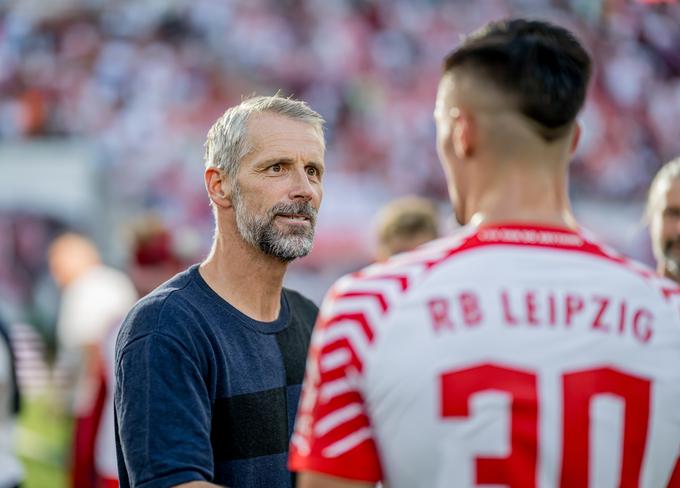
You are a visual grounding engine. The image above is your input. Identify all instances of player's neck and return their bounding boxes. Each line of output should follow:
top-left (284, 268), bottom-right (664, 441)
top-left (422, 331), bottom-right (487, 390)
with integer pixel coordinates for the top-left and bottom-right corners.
top-left (465, 164), bottom-right (576, 229)
top-left (200, 229), bottom-right (287, 322)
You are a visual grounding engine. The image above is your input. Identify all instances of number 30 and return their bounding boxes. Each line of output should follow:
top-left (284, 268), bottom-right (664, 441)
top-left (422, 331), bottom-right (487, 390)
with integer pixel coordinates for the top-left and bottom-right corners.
top-left (440, 364), bottom-right (658, 487)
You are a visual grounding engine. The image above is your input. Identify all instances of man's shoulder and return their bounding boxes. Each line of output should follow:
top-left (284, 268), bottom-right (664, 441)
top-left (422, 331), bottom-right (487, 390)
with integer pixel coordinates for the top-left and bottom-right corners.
top-left (116, 266), bottom-right (202, 348)
top-left (283, 288), bottom-right (318, 313)
top-left (283, 288), bottom-right (319, 331)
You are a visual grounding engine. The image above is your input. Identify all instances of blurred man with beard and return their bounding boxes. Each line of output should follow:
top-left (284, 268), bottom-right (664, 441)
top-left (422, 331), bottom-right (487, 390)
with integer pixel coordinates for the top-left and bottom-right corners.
top-left (115, 95), bottom-right (325, 488)
top-left (648, 157), bottom-right (680, 282)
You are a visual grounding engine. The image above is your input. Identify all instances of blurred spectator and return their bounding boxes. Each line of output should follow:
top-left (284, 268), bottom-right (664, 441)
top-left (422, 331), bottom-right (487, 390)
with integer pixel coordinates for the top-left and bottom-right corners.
top-left (0, 0), bottom-right (677, 214)
top-left (47, 233), bottom-right (137, 488)
top-left (646, 156), bottom-right (680, 282)
top-left (374, 195), bottom-right (439, 260)
top-left (47, 233), bottom-right (137, 355)
top-left (1, 0), bottom-right (679, 334)
top-left (0, 0), bottom-right (676, 484)
top-left (91, 214), bottom-right (186, 488)
top-left (0, 314), bottom-right (22, 488)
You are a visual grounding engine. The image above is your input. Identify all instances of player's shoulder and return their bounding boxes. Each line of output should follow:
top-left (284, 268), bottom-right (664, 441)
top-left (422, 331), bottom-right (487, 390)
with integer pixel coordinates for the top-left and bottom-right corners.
top-left (350, 230), bottom-right (469, 283)
top-left (575, 228), bottom-right (680, 308)
top-left (319, 228), bottom-right (476, 320)
top-left (578, 228), bottom-right (664, 281)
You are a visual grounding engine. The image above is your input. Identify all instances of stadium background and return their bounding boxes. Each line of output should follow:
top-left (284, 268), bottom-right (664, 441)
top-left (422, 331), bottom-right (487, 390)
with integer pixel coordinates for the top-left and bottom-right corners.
top-left (0, 0), bottom-right (678, 486)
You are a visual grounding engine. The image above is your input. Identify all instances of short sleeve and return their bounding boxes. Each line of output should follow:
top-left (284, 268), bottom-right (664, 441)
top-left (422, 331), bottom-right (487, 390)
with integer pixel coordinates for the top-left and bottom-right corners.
top-left (288, 286), bottom-right (383, 482)
top-left (115, 332), bottom-right (213, 488)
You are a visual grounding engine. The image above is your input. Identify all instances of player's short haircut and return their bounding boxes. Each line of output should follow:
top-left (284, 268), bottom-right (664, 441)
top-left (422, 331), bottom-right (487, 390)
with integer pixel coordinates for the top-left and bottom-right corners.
top-left (204, 94), bottom-right (325, 179)
top-left (442, 19), bottom-right (592, 141)
top-left (646, 157), bottom-right (680, 221)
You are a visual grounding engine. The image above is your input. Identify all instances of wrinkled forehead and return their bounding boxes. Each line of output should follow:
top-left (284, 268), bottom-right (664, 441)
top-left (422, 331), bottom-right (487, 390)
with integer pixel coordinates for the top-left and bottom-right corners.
top-left (247, 112), bottom-right (325, 150)
top-left (244, 112), bottom-right (326, 166)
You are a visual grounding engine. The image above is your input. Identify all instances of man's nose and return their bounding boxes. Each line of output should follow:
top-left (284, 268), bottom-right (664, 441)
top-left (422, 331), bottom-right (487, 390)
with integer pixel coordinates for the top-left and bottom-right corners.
top-left (289, 166), bottom-right (314, 201)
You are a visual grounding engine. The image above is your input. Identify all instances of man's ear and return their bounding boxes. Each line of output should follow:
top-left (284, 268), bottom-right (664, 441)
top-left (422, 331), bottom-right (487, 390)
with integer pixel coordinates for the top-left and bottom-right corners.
top-left (205, 167), bottom-right (233, 209)
top-left (453, 109), bottom-right (475, 160)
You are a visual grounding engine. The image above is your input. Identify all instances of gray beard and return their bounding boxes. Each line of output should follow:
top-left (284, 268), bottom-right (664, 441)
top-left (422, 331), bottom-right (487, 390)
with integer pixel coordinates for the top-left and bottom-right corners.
top-left (232, 184), bottom-right (317, 262)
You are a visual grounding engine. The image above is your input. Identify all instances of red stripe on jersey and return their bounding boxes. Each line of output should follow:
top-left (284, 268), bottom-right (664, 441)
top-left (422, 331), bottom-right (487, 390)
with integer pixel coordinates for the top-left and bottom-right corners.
top-left (667, 457), bottom-right (680, 487)
top-left (289, 434), bottom-right (382, 482)
top-left (662, 286), bottom-right (680, 299)
top-left (325, 313), bottom-right (375, 344)
top-left (418, 224), bottom-right (659, 289)
top-left (362, 273), bottom-right (410, 291)
top-left (320, 338), bottom-right (364, 376)
top-left (334, 291), bottom-right (389, 313)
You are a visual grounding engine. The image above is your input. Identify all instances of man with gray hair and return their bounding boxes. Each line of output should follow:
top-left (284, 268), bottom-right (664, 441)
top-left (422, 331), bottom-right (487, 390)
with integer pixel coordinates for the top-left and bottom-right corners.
top-left (115, 95), bottom-right (326, 488)
top-left (647, 157), bottom-right (680, 282)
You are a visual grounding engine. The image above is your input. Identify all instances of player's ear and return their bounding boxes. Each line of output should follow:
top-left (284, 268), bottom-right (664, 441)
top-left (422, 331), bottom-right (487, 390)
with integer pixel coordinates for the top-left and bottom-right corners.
top-left (453, 109), bottom-right (475, 160)
top-left (205, 167), bottom-right (233, 210)
top-left (569, 122), bottom-right (581, 155)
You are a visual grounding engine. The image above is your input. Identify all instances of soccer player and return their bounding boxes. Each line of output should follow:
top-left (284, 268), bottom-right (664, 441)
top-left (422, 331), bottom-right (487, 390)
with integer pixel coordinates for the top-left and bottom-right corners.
top-left (647, 157), bottom-right (680, 283)
top-left (290, 19), bottom-right (680, 487)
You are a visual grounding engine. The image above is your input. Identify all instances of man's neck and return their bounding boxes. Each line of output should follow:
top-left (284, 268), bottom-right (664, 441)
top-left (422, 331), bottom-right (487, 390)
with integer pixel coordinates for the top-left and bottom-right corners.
top-left (199, 231), bottom-right (288, 322)
top-left (463, 163), bottom-right (576, 229)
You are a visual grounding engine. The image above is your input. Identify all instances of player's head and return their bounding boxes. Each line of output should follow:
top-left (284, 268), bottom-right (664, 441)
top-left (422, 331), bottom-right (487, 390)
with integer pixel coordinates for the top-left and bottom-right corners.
top-left (434, 19), bottom-right (592, 224)
top-left (48, 232), bottom-right (101, 288)
top-left (375, 196), bottom-right (439, 261)
top-left (647, 157), bottom-right (680, 280)
top-left (204, 95), bottom-right (325, 262)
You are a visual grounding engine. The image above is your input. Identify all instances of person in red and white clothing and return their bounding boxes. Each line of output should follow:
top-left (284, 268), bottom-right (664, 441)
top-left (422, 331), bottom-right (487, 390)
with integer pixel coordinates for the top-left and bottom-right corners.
top-left (290, 19), bottom-right (680, 488)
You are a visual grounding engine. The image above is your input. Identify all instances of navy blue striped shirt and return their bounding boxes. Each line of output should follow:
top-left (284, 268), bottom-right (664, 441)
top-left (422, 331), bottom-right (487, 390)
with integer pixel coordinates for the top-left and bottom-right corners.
top-left (114, 264), bottom-right (317, 488)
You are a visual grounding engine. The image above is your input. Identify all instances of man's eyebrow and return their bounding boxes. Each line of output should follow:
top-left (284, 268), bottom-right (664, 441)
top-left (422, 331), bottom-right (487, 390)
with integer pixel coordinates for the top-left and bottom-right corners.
top-left (259, 157), bottom-right (295, 166)
top-left (259, 157), bottom-right (324, 168)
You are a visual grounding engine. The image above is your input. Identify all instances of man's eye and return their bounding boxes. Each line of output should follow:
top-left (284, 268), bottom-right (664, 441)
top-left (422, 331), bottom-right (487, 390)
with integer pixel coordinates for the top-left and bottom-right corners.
top-left (269, 164), bottom-right (282, 173)
top-left (306, 166), bottom-right (318, 177)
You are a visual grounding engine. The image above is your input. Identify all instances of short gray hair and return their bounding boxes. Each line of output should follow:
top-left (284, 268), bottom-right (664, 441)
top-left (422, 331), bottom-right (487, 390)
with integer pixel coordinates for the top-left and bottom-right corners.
top-left (204, 95), bottom-right (325, 179)
top-left (646, 157), bottom-right (680, 221)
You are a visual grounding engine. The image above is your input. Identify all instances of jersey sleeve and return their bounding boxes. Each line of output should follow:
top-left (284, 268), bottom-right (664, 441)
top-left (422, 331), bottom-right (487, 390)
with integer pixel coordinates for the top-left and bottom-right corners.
top-left (115, 331), bottom-right (213, 488)
top-left (288, 281), bottom-right (383, 482)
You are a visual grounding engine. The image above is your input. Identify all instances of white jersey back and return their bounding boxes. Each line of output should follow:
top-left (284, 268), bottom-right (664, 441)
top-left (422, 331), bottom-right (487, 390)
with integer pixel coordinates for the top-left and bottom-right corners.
top-left (290, 224), bottom-right (680, 488)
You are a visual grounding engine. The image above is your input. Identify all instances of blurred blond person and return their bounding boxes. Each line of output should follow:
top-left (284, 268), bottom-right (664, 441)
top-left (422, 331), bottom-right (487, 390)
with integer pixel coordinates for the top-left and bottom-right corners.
top-left (647, 157), bottom-right (680, 282)
top-left (48, 233), bottom-right (137, 488)
top-left (374, 196), bottom-right (439, 261)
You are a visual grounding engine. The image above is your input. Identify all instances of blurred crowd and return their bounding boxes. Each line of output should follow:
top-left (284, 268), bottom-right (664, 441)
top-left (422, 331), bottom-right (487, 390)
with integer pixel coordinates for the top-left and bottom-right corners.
top-left (1, 0), bottom-right (679, 199)
top-left (0, 0), bottom-right (678, 327)
top-left (0, 0), bottom-right (679, 485)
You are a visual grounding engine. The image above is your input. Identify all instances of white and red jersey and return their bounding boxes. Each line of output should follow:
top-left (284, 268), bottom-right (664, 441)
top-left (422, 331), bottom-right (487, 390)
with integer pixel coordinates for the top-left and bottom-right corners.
top-left (289, 223), bottom-right (680, 488)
